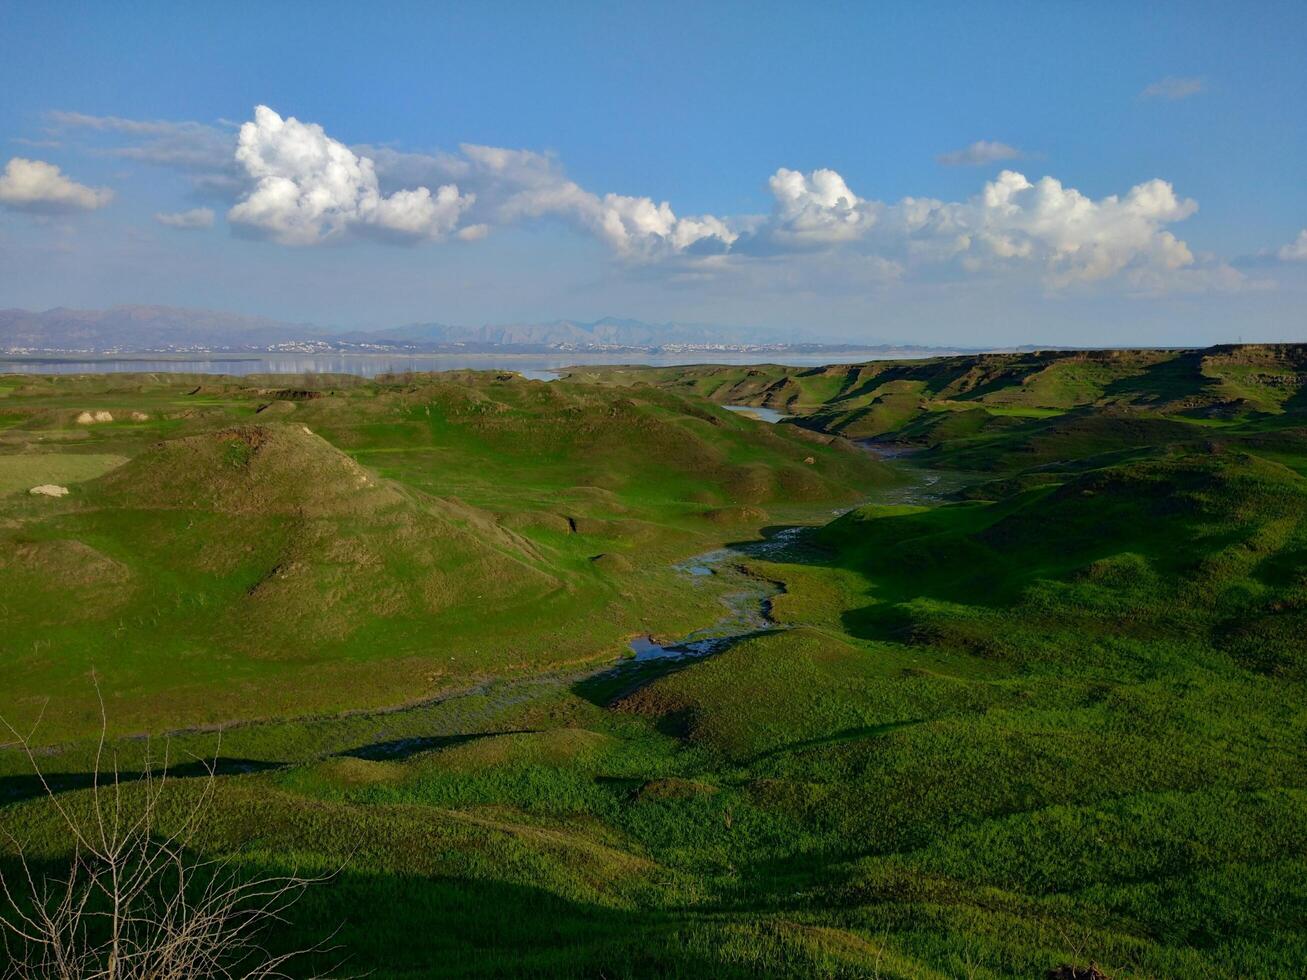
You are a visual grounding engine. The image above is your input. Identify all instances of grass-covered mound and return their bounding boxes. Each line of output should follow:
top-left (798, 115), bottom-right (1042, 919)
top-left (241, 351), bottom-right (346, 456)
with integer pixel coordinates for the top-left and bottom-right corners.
top-left (0, 422), bottom-right (565, 733)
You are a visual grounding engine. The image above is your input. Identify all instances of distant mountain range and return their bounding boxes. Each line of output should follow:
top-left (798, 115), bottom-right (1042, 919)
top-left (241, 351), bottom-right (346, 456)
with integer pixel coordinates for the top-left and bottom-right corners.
top-left (0, 304), bottom-right (994, 356)
top-left (0, 306), bottom-right (325, 353)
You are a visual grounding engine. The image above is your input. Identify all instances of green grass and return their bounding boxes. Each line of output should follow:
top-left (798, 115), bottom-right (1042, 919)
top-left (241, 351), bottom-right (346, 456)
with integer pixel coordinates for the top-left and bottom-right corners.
top-left (0, 452), bottom-right (128, 493)
top-left (3, 349), bottom-right (1307, 978)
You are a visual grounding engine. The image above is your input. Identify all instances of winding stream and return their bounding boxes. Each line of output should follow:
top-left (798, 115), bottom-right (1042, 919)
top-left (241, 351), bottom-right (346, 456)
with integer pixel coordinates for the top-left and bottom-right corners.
top-left (627, 446), bottom-right (973, 662)
top-left (627, 527), bottom-right (802, 660)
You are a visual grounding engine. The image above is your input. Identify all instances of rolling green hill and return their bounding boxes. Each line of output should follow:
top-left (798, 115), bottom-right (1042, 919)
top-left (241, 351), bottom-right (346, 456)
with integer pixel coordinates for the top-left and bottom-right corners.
top-left (571, 343), bottom-right (1307, 472)
top-left (0, 372), bottom-right (894, 737)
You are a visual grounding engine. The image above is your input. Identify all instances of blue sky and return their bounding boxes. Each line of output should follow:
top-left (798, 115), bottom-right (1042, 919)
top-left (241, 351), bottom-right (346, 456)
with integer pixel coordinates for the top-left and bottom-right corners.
top-left (1, 0), bottom-right (1305, 345)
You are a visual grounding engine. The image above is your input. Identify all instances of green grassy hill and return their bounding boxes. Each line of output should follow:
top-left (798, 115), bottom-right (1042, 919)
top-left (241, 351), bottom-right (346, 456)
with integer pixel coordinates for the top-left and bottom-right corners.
top-left (0, 371), bottom-right (894, 737)
top-left (572, 343), bottom-right (1307, 472)
top-left (819, 448), bottom-right (1307, 677)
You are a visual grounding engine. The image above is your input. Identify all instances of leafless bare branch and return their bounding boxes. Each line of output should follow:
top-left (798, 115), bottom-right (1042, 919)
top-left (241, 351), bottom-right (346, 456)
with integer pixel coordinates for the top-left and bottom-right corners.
top-left (0, 692), bottom-right (339, 979)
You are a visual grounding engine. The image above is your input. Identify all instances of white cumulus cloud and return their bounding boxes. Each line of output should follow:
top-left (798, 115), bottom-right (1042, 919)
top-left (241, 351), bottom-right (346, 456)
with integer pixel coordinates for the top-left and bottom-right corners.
top-left (959, 170), bottom-right (1199, 286)
top-left (936, 140), bottom-right (1024, 166)
top-left (0, 157), bottom-right (113, 213)
top-left (154, 207), bottom-right (215, 229)
top-left (583, 193), bottom-right (736, 257)
top-left (449, 142), bottom-right (736, 258)
top-left (227, 106), bottom-right (473, 245)
top-left (1278, 230), bottom-right (1307, 262)
top-left (762, 167), bottom-right (877, 247)
top-left (736, 165), bottom-right (1207, 289)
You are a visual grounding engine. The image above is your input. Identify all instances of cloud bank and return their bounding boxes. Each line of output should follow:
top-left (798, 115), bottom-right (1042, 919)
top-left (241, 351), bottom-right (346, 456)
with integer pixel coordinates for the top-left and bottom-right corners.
top-left (0, 157), bottom-right (113, 213)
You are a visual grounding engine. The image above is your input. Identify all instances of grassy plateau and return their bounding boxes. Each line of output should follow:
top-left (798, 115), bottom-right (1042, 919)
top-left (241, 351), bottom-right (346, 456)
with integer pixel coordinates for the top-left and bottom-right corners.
top-left (2, 346), bottom-right (1305, 978)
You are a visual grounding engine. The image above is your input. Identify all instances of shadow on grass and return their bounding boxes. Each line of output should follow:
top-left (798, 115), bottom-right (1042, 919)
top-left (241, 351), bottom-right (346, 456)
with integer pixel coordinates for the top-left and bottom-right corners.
top-left (255, 866), bottom-right (758, 979)
top-left (0, 732), bottom-right (544, 804)
top-left (337, 730), bottom-right (536, 762)
top-left (0, 853), bottom-right (747, 978)
top-left (0, 757), bottom-right (286, 804)
top-left (744, 720), bottom-right (924, 766)
top-left (571, 628), bottom-right (787, 709)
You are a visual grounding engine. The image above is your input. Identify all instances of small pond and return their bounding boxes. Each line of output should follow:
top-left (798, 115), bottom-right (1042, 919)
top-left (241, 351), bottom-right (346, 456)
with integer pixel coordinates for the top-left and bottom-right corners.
top-left (722, 404), bottom-right (788, 424)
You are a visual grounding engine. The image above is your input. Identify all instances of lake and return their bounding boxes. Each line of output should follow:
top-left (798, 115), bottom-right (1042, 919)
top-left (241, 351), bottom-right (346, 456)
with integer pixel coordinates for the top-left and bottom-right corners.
top-left (0, 350), bottom-right (901, 378)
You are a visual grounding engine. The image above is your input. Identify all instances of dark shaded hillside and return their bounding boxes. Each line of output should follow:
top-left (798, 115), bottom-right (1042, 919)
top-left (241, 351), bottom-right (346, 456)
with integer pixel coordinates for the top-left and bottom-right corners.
top-left (819, 448), bottom-right (1307, 677)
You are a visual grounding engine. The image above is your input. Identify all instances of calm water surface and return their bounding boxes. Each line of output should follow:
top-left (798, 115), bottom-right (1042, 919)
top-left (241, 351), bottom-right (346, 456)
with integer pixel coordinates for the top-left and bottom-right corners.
top-left (722, 404), bottom-right (789, 423)
top-left (0, 351), bottom-right (891, 378)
